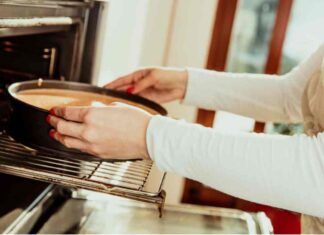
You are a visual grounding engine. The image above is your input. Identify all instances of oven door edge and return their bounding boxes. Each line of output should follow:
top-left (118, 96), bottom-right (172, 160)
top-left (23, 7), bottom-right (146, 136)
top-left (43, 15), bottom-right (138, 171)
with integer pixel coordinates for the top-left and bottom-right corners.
top-left (3, 184), bottom-right (59, 234)
top-left (79, 1), bottom-right (109, 85)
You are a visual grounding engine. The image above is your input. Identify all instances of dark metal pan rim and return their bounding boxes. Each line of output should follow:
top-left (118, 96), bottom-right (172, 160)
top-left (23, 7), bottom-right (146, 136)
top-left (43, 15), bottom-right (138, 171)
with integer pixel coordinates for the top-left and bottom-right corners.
top-left (8, 79), bottom-right (167, 115)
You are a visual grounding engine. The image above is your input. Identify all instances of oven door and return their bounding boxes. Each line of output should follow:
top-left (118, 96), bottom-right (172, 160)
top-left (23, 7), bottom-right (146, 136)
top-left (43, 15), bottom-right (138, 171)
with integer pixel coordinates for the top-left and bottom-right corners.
top-left (0, 177), bottom-right (51, 234)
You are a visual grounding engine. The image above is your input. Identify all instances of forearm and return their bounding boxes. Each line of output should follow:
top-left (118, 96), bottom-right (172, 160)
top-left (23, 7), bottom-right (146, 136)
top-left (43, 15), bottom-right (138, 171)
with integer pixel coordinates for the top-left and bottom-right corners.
top-left (183, 68), bottom-right (295, 123)
top-left (147, 116), bottom-right (324, 217)
top-left (183, 44), bottom-right (324, 123)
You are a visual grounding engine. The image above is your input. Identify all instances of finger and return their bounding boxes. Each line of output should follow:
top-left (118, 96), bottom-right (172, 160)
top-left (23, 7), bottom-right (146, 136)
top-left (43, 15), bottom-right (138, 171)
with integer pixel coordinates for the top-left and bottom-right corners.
top-left (132, 75), bottom-right (156, 94)
top-left (105, 69), bottom-right (150, 89)
top-left (105, 74), bottom-right (134, 89)
top-left (47, 115), bottom-right (85, 138)
top-left (49, 130), bottom-right (89, 151)
top-left (50, 106), bottom-right (89, 122)
top-left (115, 84), bottom-right (133, 91)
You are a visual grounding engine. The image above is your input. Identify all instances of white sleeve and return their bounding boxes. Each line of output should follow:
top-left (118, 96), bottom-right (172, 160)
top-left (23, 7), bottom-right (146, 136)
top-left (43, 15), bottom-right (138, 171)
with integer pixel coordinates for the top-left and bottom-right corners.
top-left (184, 43), bottom-right (324, 123)
top-left (147, 115), bottom-right (324, 218)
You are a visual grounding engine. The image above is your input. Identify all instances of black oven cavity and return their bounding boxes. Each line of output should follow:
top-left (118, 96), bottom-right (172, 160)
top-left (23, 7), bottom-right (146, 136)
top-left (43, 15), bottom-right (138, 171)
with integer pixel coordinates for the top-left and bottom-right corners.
top-left (0, 1), bottom-right (106, 233)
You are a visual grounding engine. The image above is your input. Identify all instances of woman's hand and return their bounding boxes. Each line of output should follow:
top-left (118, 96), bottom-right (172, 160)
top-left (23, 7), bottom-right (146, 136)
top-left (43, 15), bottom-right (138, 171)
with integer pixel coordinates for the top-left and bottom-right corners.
top-left (47, 103), bottom-right (152, 160)
top-left (105, 67), bottom-right (188, 103)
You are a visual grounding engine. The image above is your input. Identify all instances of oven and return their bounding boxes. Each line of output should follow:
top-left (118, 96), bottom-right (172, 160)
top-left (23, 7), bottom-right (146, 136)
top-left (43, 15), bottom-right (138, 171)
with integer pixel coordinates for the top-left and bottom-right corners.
top-left (0, 1), bottom-right (273, 234)
top-left (0, 1), bottom-right (108, 233)
top-left (0, 2), bottom-right (170, 233)
top-left (0, 1), bottom-right (103, 121)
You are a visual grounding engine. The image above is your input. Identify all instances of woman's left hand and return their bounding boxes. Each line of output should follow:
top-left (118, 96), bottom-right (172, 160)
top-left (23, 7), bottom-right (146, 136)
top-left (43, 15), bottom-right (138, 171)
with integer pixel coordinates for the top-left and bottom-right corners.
top-left (46, 103), bottom-right (152, 160)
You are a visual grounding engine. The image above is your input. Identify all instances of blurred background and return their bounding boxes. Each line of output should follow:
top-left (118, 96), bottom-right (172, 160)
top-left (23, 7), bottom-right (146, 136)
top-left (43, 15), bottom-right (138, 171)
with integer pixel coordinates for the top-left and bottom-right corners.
top-left (95, 0), bottom-right (324, 233)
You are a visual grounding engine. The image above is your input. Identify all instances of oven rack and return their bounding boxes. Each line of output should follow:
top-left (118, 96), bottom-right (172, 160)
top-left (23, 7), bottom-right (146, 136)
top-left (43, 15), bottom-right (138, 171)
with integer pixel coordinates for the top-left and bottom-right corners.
top-left (0, 131), bottom-right (166, 214)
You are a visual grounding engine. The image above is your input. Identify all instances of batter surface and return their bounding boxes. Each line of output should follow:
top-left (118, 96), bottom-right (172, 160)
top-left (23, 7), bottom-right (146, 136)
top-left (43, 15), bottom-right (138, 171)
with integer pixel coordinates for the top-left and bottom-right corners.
top-left (15, 88), bottom-right (157, 114)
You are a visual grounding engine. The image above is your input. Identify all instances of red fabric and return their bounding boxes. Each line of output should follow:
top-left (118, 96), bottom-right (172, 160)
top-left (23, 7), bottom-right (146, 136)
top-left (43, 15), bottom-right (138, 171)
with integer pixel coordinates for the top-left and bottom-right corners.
top-left (256, 205), bottom-right (301, 234)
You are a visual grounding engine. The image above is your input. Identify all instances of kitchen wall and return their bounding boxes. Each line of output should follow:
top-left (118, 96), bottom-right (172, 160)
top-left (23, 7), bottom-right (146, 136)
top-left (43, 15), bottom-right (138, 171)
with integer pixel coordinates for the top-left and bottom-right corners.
top-left (97, 0), bottom-right (218, 204)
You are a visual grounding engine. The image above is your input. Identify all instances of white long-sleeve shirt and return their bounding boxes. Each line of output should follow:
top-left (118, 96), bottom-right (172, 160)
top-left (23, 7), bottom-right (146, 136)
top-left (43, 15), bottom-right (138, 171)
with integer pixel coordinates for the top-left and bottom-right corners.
top-left (146, 43), bottom-right (324, 218)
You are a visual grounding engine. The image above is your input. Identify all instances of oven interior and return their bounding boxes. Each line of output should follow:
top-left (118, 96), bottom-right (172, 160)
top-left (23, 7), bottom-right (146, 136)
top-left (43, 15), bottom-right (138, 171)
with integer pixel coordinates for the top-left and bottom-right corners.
top-left (0, 2), bottom-right (107, 233)
top-left (0, 31), bottom-right (76, 82)
top-left (0, 27), bottom-right (82, 234)
top-left (0, 30), bottom-right (78, 124)
top-left (0, 48), bottom-right (66, 234)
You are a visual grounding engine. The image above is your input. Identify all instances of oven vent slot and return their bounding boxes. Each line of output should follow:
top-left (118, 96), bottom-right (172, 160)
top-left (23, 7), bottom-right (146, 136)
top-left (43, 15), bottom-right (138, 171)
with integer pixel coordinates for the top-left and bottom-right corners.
top-left (0, 132), bottom-right (166, 215)
top-left (0, 17), bottom-right (74, 28)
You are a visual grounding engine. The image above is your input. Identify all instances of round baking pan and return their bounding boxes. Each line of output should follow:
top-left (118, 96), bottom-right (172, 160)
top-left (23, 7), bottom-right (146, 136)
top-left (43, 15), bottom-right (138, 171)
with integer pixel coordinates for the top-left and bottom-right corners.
top-left (7, 80), bottom-right (167, 161)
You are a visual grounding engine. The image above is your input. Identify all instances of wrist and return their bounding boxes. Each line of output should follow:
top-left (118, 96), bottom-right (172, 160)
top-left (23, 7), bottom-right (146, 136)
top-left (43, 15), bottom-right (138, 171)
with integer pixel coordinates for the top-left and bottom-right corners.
top-left (140, 114), bottom-right (152, 160)
top-left (176, 69), bottom-right (188, 99)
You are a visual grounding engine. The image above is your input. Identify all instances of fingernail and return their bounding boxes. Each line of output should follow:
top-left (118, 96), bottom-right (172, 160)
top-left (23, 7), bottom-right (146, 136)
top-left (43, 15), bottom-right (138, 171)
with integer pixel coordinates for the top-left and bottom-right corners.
top-left (126, 86), bottom-right (135, 94)
top-left (49, 129), bottom-right (56, 139)
top-left (49, 108), bottom-right (56, 116)
top-left (46, 115), bottom-right (51, 124)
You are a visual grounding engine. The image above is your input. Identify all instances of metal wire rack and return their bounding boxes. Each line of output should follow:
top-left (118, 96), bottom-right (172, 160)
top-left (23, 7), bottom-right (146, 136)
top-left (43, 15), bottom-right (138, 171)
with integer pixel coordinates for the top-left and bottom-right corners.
top-left (0, 131), bottom-right (166, 214)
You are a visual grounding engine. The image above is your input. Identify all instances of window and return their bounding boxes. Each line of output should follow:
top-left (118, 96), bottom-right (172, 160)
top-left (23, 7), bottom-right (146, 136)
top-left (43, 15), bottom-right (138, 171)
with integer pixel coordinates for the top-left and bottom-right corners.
top-left (268, 0), bottom-right (324, 135)
top-left (214, 0), bottom-right (279, 132)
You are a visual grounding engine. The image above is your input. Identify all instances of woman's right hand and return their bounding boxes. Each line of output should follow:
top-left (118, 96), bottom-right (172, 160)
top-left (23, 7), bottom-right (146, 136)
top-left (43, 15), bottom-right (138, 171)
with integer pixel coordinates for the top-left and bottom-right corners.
top-left (104, 67), bottom-right (188, 103)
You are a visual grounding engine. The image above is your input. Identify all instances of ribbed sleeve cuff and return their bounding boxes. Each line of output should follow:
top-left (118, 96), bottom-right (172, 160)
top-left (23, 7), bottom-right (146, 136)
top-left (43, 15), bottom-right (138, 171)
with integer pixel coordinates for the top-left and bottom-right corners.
top-left (182, 67), bottom-right (226, 108)
top-left (146, 115), bottom-right (203, 176)
top-left (146, 115), bottom-right (193, 173)
top-left (146, 115), bottom-right (171, 172)
top-left (183, 68), bottom-right (206, 106)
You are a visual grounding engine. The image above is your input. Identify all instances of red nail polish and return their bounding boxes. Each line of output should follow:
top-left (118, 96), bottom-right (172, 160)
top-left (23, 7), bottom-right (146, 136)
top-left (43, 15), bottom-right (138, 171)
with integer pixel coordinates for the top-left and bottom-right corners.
top-left (46, 115), bottom-right (51, 124)
top-left (49, 108), bottom-right (56, 116)
top-left (49, 129), bottom-right (56, 139)
top-left (126, 86), bottom-right (135, 94)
